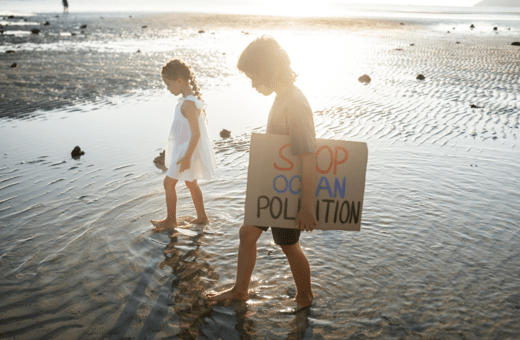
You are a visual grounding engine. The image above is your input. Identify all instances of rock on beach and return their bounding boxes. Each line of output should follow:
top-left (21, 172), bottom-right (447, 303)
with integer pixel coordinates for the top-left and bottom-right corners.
top-left (358, 74), bottom-right (371, 84)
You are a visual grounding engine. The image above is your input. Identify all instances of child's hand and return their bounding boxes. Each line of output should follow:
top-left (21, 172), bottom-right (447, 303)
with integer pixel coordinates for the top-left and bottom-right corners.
top-left (296, 208), bottom-right (317, 232)
top-left (176, 155), bottom-right (191, 172)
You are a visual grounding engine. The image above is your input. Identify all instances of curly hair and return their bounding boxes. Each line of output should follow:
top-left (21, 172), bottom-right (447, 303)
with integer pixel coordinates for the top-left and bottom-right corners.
top-left (161, 58), bottom-right (206, 118)
top-left (237, 35), bottom-right (297, 88)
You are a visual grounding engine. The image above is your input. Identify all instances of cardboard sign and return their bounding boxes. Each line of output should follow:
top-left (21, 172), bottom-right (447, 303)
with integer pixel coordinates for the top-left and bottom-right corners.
top-left (244, 133), bottom-right (368, 231)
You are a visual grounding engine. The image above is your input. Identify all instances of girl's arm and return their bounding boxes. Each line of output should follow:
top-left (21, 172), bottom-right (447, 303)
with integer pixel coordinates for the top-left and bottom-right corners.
top-left (296, 151), bottom-right (317, 232)
top-left (177, 101), bottom-right (201, 173)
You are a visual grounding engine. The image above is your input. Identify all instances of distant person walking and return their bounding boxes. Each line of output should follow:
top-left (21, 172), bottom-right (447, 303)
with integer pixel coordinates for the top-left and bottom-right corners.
top-left (63, 0), bottom-right (69, 13)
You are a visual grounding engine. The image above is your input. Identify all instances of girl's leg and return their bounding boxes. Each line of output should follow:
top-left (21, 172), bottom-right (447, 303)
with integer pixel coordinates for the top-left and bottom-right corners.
top-left (151, 176), bottom-right (178, 232)
top-left (184, 180), bottom-right (208, 223)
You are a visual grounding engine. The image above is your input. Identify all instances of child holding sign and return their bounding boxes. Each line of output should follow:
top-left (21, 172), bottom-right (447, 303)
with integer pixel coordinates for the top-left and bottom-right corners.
top-left (206, 36), bottom-right (317, 312)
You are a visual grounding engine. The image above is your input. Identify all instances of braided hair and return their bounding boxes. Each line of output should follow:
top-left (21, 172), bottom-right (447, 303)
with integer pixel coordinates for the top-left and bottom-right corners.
top-left (161, 58), bottom-right (206, 119)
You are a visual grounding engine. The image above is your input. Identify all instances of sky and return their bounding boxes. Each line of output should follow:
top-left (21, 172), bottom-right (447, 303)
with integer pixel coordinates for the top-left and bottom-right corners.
top-left (327, 0), bottom-right (481, 6)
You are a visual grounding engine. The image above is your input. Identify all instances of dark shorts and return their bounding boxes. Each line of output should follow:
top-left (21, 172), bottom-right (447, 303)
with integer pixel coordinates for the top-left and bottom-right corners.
top-left (254, 226), bottom-right (301, 246)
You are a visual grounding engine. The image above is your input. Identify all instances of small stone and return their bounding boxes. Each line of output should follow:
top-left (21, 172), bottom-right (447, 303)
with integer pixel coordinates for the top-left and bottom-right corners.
top-left (400, 23), bottom-right (404, 25)
top-left (198, 30), bottom-right (205, 33)
top-left (470, 104), bottom-right (481, 109)
top-left (142, 25), bottom-right (147, 28)
top-left (43, 21), bottom-right (50, 26)
top-left (153, 150), bottom-right (166, 171)
top-left (31, 28), bottom-right (40, 34)
top-left (5, 50), bottom-right (15, 53)
top-left (71, 146), bottom-right (85, 159)
top-left (358, 74), bottom-right (371, 84)
top-left (512, 42), bottom-right (520, 46)
top-left (410, 43), bottom-right (415, 46)
top-left (136, 49), bottom-right (141, 53)
top-left (470, 24), bottom-right (475, 29)
top-left (220, 129), bottom-right (231, 138)
top-left (10, 63), bottom-right (17, 68)
top-left (416, 74), bottom-right (425, 80)
top-left (80, 24), bottom-right (87, 29)
top-left (456, 42), bottom-right (461, 44)
top-left (447, 31), bottom-right (450, 33)
top-left (493, 27), bottom-right (497, 31)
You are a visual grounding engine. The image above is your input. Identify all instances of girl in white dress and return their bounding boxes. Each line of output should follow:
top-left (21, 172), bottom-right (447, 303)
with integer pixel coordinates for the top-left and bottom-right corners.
top-left (151, 58), bottom-right (217, 233)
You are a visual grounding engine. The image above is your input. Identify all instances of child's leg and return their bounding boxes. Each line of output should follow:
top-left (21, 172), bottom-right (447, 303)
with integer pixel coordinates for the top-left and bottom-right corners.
top-left (206, 225), bottom-right (263, 301)
top-left (151, 176), bottom-right (178, 232)
top-left (184, 180), bottom-right (208, 224)
top-left (280, 241), bottom-right (314, 310)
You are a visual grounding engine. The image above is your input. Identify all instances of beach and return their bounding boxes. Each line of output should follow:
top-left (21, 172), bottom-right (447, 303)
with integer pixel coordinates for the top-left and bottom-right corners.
top-left (1, 8), bottom-right (520, 339)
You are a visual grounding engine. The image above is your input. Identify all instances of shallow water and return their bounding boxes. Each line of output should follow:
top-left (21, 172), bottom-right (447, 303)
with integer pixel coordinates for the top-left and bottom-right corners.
top-left (1, 14), bottom-right (520, 340)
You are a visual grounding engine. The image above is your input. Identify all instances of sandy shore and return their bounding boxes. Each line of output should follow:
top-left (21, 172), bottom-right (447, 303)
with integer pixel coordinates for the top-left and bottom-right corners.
top-left (0, 12), bottom-right (419, 118)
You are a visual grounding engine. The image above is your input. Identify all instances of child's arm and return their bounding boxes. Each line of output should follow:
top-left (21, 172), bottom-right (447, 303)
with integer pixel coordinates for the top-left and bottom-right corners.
top-left (177, 101), bottom-right (201, 172)
top-left (296, 151), bottom-right (317, 232)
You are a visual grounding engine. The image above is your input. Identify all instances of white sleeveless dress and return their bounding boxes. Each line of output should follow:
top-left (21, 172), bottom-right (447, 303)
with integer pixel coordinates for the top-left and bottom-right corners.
top-left (164, 95), bottom-right (217, 181)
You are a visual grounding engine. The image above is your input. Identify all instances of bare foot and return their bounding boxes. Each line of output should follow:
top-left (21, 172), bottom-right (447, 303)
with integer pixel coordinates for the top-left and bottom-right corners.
top-left (150, 219), bottom-right (177, 233)
top-left (190, 216), bottom-right (209, 224)
top-left (279, 297), bottom-right (313, 314)
top-left (205, 288), bottom-right (249, 302)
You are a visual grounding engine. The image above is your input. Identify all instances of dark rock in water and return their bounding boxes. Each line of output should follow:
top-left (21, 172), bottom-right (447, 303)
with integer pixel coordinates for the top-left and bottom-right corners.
top-left (220, 129), bottom-right (231, 138)
top-left (10, 63), bottom-right (17, 68)
top-left (358, 74), bottom-right (371, 84)
top-left (400, 23), bottom-right (405, 25)
top-left (80, 24), bottom-right (87, 29)
top-left (512, 42), bottom-right (520, 46)
top-left (395, 48), bottom-right (403, 51)
top-left (8, 15), bottom-right (14, 19)
top-left (71, 146), bottom-right (85, 159)
top-left (471, 104), bottom-right (481, 109)
top-left (456, 42), bottom-right (461, 44)
top-left (470, 24), bottom-right (475, 29)
top-left (410, 43), bottom-right (415, 46)
top-left (31, 29), bottom-right (40, 34)
top-left (198, 30), bottom-right (205, 33)
top-left (141, 25), bottom-right (147, 28)
top-left (6, 50), bottom-right (15, 53)
top-left (153, 150), bottom-right (167, 171)
top-left (43, 21), bottom-right (50, 26)
top-left (447, 31), bottom-right (450, 33)
top-left (493, 27), bottom-right (498, 31)
top-left (416, 74), bottom-right (425, 80)
top-left (71, 32), bottom-right (76, 36)
top-left (136, 49), bottom-right (141, 53)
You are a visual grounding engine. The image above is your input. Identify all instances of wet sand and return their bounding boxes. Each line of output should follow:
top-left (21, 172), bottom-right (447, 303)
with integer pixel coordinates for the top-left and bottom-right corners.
top-left (1, 10), bottom-right (520, 340)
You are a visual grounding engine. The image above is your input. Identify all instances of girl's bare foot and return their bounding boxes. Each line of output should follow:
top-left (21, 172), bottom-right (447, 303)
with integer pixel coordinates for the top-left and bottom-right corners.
top-left (190, 216), bottom-right (209, 224)
top-left (205, 288), bottom-right (249, 302)
top-left (151, 219), bottom-right (177, 232)
top-left (279, 296), bottom-right (313, 314)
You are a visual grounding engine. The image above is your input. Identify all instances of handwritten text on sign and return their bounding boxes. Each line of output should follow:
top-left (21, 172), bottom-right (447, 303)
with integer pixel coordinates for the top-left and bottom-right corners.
top-left (244, 133), bottom-right (368, 231)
